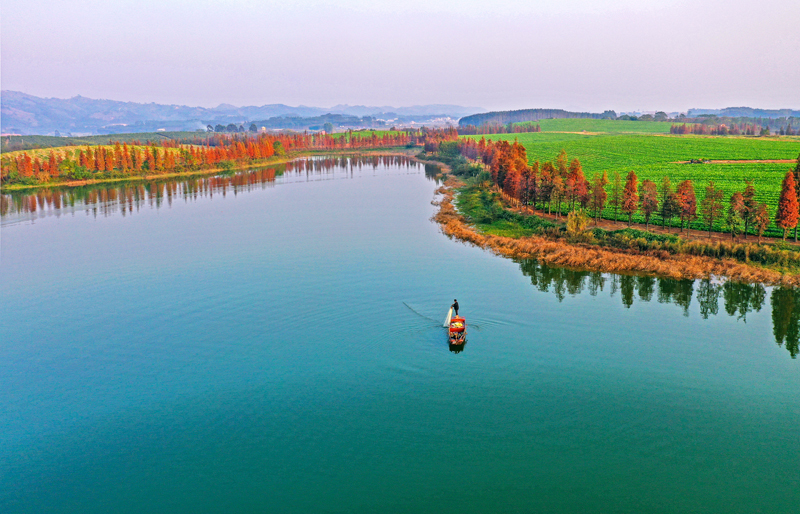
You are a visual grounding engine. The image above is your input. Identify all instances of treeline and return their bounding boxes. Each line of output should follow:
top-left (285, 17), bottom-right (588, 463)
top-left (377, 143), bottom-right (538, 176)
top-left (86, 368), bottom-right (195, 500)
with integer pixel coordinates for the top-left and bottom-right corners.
top-left (0, 130), bottom-right (426, 186)
top-left (459, 108), bottom-right (617, 127)
top-left (456, 123), bottom-right (540, 136)
top-left (1, 155), bottom-right (418, 219)
top-left (670, 123), bottom-right (771, 136)
top-left (442, 137), bottom-right (800, 242)
top-left (680, 115), bottom-right (800, 134)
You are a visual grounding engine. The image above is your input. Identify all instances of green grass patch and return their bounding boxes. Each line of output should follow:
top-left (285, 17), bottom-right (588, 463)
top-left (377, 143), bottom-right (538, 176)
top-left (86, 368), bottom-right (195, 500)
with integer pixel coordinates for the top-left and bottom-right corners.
top-left (455, 185), bottom-right (557, 237)
top-left (520, 118), bottom-right (674, 134)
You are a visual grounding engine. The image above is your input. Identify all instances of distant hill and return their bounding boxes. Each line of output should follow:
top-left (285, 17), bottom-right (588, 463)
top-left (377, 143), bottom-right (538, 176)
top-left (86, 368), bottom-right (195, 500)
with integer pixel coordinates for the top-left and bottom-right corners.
top-left (0, 91), bottom-right (484, 135)
top-left (459, 108), bottom-right (617, 127)
top-left (688, 107), bottom-right (800, 119)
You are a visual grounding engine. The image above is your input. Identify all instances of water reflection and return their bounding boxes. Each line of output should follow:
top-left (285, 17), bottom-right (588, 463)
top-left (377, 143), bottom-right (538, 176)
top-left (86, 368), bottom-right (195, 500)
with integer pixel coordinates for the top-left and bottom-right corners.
top-left (449, 341), bottom-right (467, 354)
top-left (772, 288), bottom-right (800, 358)
top-left (517, 259), bottom-right (799, 359)
top-left (1, 155), bottom-right (422, 224)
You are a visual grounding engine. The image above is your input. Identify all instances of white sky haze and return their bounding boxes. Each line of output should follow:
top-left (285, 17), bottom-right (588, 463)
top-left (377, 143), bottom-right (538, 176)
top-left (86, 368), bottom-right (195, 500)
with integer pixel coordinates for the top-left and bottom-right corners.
top-left (2, 0), bottom-right (798, 112)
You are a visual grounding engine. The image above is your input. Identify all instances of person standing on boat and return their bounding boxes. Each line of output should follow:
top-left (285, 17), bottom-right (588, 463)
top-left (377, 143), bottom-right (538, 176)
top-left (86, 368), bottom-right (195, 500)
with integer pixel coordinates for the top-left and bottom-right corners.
top-left (451, 299), bottom-right (459, 316)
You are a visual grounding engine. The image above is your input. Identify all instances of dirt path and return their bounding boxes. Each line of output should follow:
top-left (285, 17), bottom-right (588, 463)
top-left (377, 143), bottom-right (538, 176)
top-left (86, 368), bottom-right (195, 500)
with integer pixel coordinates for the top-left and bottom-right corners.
top-left (503, 195), bottom-right (800, 247)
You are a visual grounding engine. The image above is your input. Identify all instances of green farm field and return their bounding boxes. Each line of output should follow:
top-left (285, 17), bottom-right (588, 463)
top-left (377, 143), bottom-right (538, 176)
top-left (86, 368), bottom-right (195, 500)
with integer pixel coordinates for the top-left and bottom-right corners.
top-left (467, 131), bottom-right (800, 237)
top-left (522, 118), bottom-right (674, 134)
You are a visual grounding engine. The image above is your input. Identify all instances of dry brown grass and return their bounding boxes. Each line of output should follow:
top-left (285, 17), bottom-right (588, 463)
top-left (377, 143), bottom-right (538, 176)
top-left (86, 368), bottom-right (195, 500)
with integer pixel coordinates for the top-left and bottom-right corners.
top-left (432, 179), bottom-right (800, 287)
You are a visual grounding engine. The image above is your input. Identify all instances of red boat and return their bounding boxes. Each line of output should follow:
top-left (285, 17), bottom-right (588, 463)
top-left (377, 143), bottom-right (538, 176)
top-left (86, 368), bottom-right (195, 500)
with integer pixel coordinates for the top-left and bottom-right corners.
top-left (448, 316), bottom-right (467, 345)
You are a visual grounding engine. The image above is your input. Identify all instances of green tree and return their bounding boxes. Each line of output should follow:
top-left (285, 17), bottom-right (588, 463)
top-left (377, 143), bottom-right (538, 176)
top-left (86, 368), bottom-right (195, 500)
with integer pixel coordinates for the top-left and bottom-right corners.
top-left (700, 181), bottom-right (725, 236)
top-left (726, 191), bottom-right (745, 240)
top-left (556, 149), bottom-right (568, 179)
top-left (659, 176), bottom-right (680, 231)
top-left (566, 209), bottom-right (589, 237)
top-left (741, 181), bottom-right (758, 239)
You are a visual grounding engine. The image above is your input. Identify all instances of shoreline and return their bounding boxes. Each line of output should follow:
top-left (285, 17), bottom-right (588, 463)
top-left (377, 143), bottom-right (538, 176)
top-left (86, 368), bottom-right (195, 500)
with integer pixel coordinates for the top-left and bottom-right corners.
top-left (0, 147), bottom-right (421, 192)
top-left (432, 177), bottom-right (800, 287)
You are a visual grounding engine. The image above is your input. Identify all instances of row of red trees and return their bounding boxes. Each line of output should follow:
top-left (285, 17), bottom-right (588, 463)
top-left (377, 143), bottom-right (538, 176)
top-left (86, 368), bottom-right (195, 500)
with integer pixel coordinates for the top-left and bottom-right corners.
top-left (1, 130), bottom-right (427, 184)
top-left (448, 137), bottom-right (800, 241)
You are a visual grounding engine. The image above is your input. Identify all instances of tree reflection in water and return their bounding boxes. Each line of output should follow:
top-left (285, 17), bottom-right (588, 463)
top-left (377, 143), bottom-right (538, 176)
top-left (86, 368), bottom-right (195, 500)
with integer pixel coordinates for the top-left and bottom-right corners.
top-left (1, 155), bottom-right (420, 223)
top-left (517, 259), bottom-right (799, 359)
top-left (771, 288), bottom-right (800, 358)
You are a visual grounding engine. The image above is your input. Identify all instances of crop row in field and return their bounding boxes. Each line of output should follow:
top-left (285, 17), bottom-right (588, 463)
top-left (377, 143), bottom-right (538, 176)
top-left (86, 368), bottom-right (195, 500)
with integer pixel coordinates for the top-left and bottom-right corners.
top-left (466, 132), bottom-right (800, 237)
top-left (520, 118), bottom-right (675, 134)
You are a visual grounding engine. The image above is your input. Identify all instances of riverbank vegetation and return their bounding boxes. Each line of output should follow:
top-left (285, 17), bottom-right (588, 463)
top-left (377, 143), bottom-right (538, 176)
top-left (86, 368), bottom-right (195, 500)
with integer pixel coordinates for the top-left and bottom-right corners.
top-left (459, 131), bottom-right (800, 239)
top-left (426, 130), bottom-right (800, 284)
top-left (0, 130), bottom-right (424, 189)
top-left (1, 154), bottom-right (418, 219)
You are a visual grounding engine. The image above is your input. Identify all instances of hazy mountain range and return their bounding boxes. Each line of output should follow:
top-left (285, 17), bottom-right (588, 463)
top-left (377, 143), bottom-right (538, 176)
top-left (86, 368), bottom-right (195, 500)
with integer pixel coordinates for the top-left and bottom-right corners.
top-left (0, 91), bottom-right (484, 135)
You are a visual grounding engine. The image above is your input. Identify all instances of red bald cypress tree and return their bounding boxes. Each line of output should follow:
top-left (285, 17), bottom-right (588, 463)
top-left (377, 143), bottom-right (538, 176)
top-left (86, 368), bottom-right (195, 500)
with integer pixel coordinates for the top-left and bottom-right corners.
top-left (676, 180), bottom-right (697, 232)
top-left (622, 171), bottom-right (639, 226)
top-left (776, 171), bottom-right (799, 240)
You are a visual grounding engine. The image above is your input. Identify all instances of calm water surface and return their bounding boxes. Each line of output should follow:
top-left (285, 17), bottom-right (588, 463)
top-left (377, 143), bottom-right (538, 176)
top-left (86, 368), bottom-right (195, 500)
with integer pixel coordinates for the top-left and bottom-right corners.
top-left (2, 157), bottom-right (799, 513)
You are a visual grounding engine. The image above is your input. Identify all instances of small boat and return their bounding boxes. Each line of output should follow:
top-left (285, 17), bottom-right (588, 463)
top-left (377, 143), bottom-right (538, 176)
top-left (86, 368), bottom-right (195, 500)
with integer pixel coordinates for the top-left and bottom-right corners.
top-left (448, 316), bottom-right (467, 345)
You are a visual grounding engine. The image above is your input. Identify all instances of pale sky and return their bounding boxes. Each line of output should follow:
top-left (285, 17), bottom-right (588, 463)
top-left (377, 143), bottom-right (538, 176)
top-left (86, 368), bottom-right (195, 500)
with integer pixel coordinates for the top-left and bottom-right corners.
top-left (2, 0), bottom-right (798, 112)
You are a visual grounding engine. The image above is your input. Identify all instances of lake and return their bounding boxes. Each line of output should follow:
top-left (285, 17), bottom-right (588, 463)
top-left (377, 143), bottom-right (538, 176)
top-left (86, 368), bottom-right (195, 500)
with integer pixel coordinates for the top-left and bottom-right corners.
top-left (2, 156), bottom-right (799, 513)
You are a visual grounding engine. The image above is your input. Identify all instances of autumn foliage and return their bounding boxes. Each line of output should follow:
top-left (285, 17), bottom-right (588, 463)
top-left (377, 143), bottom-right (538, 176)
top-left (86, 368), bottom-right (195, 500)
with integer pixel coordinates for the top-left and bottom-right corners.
top-left (776, 171), bottom-right (799, 240)
top-left (1, 130), bottom-right (427, 185)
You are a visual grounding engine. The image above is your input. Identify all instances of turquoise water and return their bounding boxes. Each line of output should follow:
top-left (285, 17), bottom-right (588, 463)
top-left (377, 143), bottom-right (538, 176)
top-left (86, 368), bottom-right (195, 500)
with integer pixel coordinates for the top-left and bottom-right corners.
top-left (2, 157), bottom-right (799, 513)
